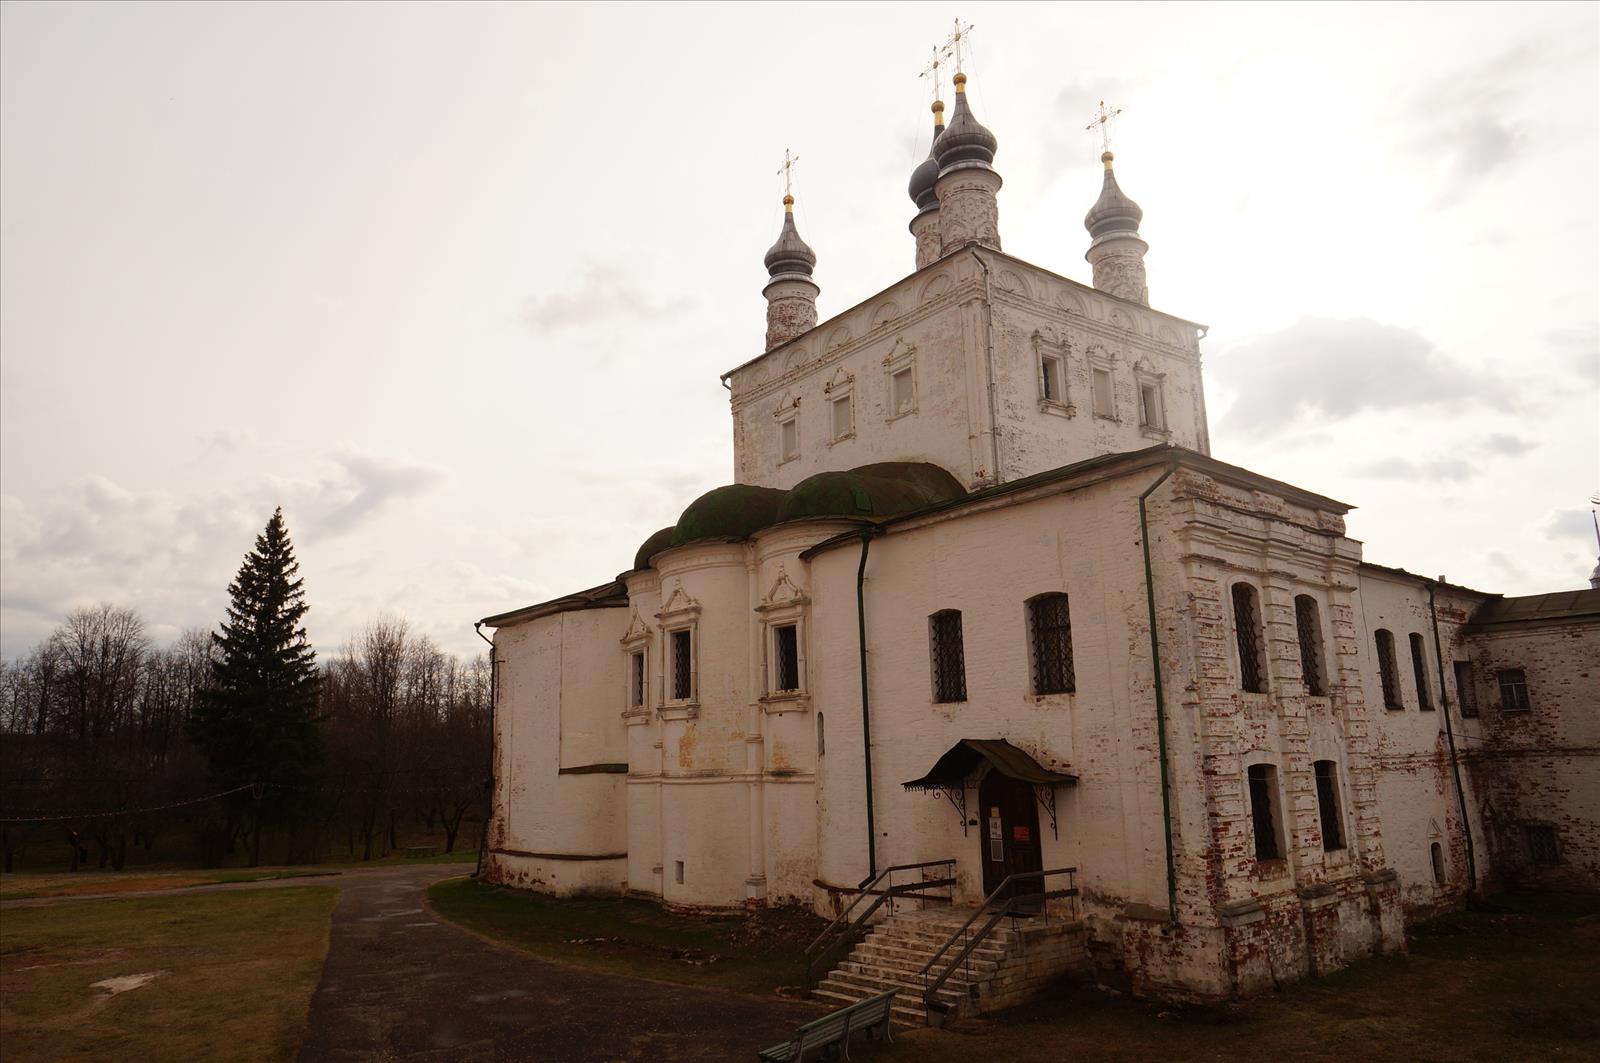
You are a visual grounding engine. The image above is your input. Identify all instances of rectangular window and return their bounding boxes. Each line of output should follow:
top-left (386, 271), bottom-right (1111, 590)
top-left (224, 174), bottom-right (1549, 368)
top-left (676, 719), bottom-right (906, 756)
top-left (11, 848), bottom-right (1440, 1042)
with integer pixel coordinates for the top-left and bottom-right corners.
top-left (1497, 668), bottom-right (1530, 712)
top-left (891, 366), bottom-right (915, 415)
top-left (1525, 824), bottom-right (1560, 866)
top-left (780, 417), bottom-right (799, 462)
top-left (1375, 629), bottom-right (1402, 710)
top-left (1295, 595), bottom-right (1326, 696)
top-left (629, 650), bottom-right (645, 708)
top-left (1314, 760), bottom-right (1345, 852)
top-left (1139, 381), bottom-right (1164, 429)
top-left (1027, 593), bottom-right (1075, 695)
top-left (1041, 353), bottom-right (1063, 403)
top-left (1233, 582), bottom-right (1266, 694)
top-left (1410, 633), bottom-right (1433, 710)
top-left (830, 394), bottom-right (853, 440)
top-left (670, 629), bottom-right (693, 701)
top-left (772, 623), bottom-right (800, 693)
top-left (1454, 660), bottom-right (1478, 718)
top-left (929, 610), bottom-right (967, 704)
top-left (1091, 367), bottom-right (1115, 418)
top-left (1247, 764), bottom-right (1281, 862)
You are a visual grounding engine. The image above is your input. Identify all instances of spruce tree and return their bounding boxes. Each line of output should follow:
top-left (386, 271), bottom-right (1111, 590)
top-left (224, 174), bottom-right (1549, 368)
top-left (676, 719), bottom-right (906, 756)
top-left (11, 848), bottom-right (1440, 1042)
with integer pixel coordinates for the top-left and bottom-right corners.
top-left (190, 507), bottom-right (321, 864)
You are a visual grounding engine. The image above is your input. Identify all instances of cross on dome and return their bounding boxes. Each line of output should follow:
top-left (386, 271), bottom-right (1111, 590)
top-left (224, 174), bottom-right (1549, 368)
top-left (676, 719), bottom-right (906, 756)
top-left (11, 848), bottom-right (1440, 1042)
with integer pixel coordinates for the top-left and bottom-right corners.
top-left (920, 42), bottom-right (952, 101)
top-left (1086, 100), bottom-right (1123, 155)
top-left (945, 18), bottom-right (975, 74)
top-left (777, 148), bottom-right (800, 201)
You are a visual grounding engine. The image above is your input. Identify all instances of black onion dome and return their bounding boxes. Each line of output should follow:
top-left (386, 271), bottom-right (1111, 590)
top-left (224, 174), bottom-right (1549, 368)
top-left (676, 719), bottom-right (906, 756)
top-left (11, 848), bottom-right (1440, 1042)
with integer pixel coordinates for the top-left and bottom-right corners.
top-left (908, 101), bottom-right (947, 212)
top-left (1084, 153), bottom-right (1144, 239)
top-left (764, 197), bottom-right (817, 280)
top-left (934, 74), bottom-right (997, 173)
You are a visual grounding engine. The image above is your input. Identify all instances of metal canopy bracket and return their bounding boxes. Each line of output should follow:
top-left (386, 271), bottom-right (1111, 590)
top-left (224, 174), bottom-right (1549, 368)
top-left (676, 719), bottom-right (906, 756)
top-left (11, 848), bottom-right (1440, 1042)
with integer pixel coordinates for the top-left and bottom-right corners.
top-left (1034, 784), bottom-right (1059, 839)
top-left (930, 784), bottom-right (968, 835)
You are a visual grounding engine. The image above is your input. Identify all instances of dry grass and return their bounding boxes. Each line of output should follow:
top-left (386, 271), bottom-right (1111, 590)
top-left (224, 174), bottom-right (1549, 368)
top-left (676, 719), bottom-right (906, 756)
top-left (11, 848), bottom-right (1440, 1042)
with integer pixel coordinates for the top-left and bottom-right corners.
top-left (0, 887), bottom-right (338, 1062)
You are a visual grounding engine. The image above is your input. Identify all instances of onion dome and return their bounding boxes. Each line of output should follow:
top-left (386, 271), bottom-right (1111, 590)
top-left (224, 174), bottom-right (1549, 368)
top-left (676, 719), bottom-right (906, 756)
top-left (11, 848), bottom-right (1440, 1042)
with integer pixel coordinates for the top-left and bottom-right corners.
top-left (764, 196), bottom-right (817, 281)
top-left (908, 100), bottom-right (947, 213)
top-left (934, 73), bottom-right (998, 173)
top-left (1084, 152), bottom-right (1144, 240)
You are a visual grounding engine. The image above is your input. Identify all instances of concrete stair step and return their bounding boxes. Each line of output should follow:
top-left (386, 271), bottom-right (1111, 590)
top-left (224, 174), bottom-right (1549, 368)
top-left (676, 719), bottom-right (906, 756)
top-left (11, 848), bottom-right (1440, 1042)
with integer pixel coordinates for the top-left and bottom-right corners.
top-left (837, 960), bottom-right (978, 991)
top-left (854, 941), bottom-right (1004, 969)
top-left (824, 968), bottom-right (968, 1004)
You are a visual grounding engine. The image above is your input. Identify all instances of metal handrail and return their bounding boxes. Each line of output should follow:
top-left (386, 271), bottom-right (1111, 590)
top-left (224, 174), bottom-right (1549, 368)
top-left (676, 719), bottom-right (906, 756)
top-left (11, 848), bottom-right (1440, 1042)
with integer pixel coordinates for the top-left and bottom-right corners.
top-left (803, 858), bottom-right (956, 990)
top-left (918, 866), bottom-right (1079, 1008)
top-left (804, 858), bottom-right (957, 956)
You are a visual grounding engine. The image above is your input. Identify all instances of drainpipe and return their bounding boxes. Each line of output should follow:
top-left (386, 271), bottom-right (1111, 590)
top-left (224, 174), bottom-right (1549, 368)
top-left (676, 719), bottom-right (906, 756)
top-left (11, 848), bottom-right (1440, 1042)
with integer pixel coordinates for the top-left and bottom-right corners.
top-left (1139, 454), bottom-right (1181, 923)
top-left (966, 249), bottom-right (1003, 485)
top-left (1426, 583), bottom-right (1477, 896)
top-left (473, 621), bottom-right (497, 879)
top-left (856, 530), bottom-right (879, 879)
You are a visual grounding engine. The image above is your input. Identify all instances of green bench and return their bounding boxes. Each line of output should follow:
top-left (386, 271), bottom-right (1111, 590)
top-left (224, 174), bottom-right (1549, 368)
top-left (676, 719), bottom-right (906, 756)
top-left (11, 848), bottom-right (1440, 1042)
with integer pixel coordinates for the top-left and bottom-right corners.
top-left (759, 988), bottom-right (898, 1061)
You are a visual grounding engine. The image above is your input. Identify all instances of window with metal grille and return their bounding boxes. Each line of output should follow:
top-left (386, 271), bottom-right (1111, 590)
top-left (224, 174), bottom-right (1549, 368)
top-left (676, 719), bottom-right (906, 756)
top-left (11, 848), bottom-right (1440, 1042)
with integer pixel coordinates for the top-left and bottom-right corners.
top-left (1453, 660), bottom-right (1478, 718)
top-left (772, 623), bottom-right (800, 692)
top-left (1497, 668), bottom-right (1530, 712)
top-left (1247, 764), bottom-right (1281, 861)
top-left (1409, 633), bottom-right (1432, 710)
top-left (1314, 760), bottom-right (1345, 851)
top-left (929, 610), bottom-right (967, 704)
top-left (1027, 593), bottom-right (1075, 695)
top-left (1232, 582), bottom-right (1266, 694)
top-left (1431, 842), bottom-right (1446, 884)
top-left (629, 650), bottom-right (645, 708)
top-left (670, 629), bottom-right (692, 701)
top-left (1525, 824), bottom-right (1560, 865)
top-left (1375, 629), bottom-right (1401, 709)
top-left (1295, 595), bottom-right (1326, 696)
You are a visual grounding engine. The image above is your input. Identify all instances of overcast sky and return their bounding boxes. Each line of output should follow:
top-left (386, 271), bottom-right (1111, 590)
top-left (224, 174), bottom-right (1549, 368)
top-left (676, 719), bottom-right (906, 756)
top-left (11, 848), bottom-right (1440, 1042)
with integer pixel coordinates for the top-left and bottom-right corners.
top-left (2, 1), bottom-right (1596, 662)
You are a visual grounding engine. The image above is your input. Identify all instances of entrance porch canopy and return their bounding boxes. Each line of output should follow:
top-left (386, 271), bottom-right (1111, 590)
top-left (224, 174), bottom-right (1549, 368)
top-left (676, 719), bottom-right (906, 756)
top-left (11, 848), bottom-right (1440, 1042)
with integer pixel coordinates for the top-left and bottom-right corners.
top-left (902, 739), bottom-right (1077, 838)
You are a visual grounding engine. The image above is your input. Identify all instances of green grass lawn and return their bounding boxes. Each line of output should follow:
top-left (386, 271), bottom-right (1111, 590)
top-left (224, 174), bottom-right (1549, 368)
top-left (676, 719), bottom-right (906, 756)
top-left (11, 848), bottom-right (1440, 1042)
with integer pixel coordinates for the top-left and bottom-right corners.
top-left (0, 887), bottom-right (338, 1063)
top-left (428, 876), bottom-right (826, 996)
top-left (874, 893), bottom-right (1600, 1062)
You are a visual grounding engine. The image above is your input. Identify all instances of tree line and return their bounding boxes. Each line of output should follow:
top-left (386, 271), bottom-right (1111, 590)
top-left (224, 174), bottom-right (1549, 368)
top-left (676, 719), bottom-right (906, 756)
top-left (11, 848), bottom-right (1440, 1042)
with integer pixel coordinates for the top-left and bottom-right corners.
top-left (0, 510), bottom-right (491, 872)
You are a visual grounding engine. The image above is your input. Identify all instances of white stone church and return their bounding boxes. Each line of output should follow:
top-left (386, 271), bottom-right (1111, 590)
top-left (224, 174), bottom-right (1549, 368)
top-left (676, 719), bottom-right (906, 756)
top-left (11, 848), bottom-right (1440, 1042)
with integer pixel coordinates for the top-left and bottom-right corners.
top-left (478, 71), bottom-right (1598, 1006)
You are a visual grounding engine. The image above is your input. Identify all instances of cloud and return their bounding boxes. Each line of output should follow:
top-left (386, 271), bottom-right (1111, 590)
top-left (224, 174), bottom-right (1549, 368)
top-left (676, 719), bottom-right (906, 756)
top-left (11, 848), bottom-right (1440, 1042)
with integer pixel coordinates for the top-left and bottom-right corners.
top-left (313, 448), bottom-right (449, 537)
top-left (1481, 433), bottom-right (1537, 458)
top-left (1546, 324), bottom-right (1599, 384)
top-left (521, 267), bottom-right (688, 332)
top-left (1214, 316), bottom-right (1511, 432)
top-left (1351, 458), bottom-right (1476, 483)
top-left (1406, 44), bottom-right (1535, 205)
top-left (1541, 507), bottom-right (1597, 545)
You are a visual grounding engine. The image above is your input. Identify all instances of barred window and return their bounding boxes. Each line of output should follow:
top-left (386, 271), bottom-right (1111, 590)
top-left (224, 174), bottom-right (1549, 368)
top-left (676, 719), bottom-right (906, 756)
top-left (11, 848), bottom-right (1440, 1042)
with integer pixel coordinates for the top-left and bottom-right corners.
top-left (1247, 764), bottom-right (1282, 862)
top-left (1232, 582), bottom-right (1266, 694)
top-left (772, 623), bottom-right (800, 693)
top-left (1410, 633), bottom-right (1433, 710)
top-left (1375, 628), bottom-right (1402, 710)
top-left (1497, 668), bottom-right (1530, 712)
top-left (1525, 824), bottom-right (1560, 865)
top-left (1027, 593), bottom-right (1075, 695)
top-left (1314, 760), bottom-right (1345, 851)
top-left (1295, 595), bottom-right (1326, 696)
top-left (629, 650), bottom-right (646, 708)
top-left (670, 628), bottom-right (693, 701)
top-left (1453, 660), bottom-right (1479, 718)
top-left (929, 610), bottom-right (967, 704)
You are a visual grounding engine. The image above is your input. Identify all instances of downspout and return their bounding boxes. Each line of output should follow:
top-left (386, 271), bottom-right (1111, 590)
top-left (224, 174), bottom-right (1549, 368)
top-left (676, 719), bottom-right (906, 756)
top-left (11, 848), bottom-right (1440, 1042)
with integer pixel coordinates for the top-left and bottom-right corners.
top-left (856, 530), bottom-right (879, 879)
top-left (1139, 454), bottom-right (1181, 923)
top-left (967, 249), bottom-right (1004, 485)
top-left (1426, 583), bottom-right (1477, 895)
top-left (473, 621), bottom-right (497, 879)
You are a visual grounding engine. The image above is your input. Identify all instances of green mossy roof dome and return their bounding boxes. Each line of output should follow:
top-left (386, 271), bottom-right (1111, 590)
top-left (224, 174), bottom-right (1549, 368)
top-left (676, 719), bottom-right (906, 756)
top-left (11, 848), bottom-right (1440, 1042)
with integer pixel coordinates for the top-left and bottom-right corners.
top-left (633, 526), bottom-right (677, 571)
top-left (669, 484), bottom-right (789, 547)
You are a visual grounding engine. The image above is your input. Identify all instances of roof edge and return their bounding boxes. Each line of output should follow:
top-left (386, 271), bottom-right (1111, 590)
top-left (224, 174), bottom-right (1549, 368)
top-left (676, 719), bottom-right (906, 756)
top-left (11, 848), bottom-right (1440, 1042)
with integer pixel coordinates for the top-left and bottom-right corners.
top-left (478, 580), bottom-right (628, 629)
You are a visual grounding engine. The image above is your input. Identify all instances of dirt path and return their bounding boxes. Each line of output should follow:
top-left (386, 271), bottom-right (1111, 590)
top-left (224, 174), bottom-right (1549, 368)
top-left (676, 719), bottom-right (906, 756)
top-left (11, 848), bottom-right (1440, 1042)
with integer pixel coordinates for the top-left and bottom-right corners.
top-left (296, 865), bottom-right (820, 1061)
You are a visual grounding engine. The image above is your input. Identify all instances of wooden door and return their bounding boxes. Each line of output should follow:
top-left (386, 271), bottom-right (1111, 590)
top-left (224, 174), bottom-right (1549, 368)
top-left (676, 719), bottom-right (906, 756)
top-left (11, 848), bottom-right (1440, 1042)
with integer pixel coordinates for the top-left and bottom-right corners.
top-left (978, 771), bottom-right (1044, 907)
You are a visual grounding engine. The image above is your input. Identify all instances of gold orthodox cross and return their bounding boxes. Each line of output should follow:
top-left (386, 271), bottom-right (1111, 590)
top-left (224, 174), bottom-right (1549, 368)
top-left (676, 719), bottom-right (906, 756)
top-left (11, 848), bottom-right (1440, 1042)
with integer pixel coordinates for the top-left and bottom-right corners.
top-left (946, 19), bottom-right (975, 74)
top-left (920, 43), bottom-right (952, 100)
top-left (1086, 100), bottom-right (1123, 153)
top-left (777, 148), bottom-right (799, 197)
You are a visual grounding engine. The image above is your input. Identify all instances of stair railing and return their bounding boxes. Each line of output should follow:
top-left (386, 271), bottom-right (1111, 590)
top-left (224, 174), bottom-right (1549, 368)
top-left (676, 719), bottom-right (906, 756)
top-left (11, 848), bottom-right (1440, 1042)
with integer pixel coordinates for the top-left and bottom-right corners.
top-left (918, 866), bottom-right (1079, 1013)
top-left (803, 858), bottom-right (957, 991)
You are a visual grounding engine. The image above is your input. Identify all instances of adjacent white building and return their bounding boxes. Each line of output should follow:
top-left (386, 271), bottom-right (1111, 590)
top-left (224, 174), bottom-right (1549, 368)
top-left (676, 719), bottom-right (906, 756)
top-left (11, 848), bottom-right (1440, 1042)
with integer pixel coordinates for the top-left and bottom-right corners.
top-left (478, 71), bottom-right (1598, 1002)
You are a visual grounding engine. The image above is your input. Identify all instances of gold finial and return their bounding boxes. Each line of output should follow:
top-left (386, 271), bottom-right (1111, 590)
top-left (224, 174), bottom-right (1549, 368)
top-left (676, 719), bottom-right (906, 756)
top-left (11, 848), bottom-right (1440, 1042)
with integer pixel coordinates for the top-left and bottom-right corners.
top-left (932, 99), bottom-right (945, 127)
top-left (954, 72), bottom-right (967, 92)
top-left (1102, 151), bottom-right (1115, 171)
top-left (783, 194), bottom-right (795, 213)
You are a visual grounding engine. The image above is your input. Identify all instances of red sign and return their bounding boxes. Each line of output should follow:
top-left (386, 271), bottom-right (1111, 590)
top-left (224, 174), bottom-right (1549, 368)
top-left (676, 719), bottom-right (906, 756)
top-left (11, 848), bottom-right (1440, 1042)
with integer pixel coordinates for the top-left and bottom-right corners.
top-left (1012, 826), bottom-right (1031, 843)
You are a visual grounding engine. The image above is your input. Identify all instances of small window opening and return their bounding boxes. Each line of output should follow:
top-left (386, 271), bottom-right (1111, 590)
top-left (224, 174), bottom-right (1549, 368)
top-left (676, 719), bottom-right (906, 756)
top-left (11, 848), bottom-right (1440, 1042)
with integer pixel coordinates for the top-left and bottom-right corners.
top-left (1375, 629), bottom-right (1402, 710)
top-left (1247, 764), bottom-right (1282, 862)
top-left (1232, 582), bottom-right (1266, 694)
top-left (891, 366), bottom-right (915, 415)
top-left (1027, 593), bottom-right (1075, 694)
top-left (670, 629), bottom-right (693, 701)
top-left (1041, 353), bottom-right (1063, 403)
top-left (629, 650), bottom-right (645, 708)
top-left (929, 609), bottom-right (967, 704)
top-left (1295, 595), bottom-right (1326, 696)
top-left (1091, 367), bottom-right (1115, 418)
top-left (1314, 760), bottom-right (1345, 851)
top-left (674, 860), bottom-right (685, 884)
top-left (1525, 824), bottom-right (1560, 865)
top-left (1430, 842), bottom-right (1446, 885)
top-left (831, 394), bottom-right (853, 440)
top-left (1410, 633), bottom-right (1433, 710)
top-left (816, 712), bottom-right (825, 757)
top-left (772, 623), bottom-right (800, 693)
top-left (1497, 668), bottom-right (1530, 712)
top-left (1139, 381), bottom-right (1164, 429)
top-left (1453, 660), bottom-right (1478, 718)
top-left (780, 417), bottom-right (799, 462)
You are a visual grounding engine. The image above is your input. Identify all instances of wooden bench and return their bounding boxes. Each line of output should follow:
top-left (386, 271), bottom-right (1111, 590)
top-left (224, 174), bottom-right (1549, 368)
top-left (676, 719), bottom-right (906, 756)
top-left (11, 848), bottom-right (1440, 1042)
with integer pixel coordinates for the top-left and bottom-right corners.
top-left (401, 845), bottom-right (439, 858)
top-left (758, 988), bottom-right (897, 1062)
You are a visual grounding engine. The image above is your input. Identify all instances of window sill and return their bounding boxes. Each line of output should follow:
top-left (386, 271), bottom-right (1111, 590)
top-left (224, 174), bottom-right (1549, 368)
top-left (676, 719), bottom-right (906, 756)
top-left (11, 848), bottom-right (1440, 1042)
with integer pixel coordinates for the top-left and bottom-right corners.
top-left (1028, 691), bottom-right (1075, 705)
top-left (1139, 424), bottom-right (1170, 440)
top-left (658, 701), bottom-right (700, 721)
top-left (1038, 400), bottom-right (1076, 419)
top-left (888, 407), bottom-right (918, 423)
top-left (827, 432), bottom-right (855, 448)
top-left (759, 692), bottom-right (810, 715)
top-left (622, 706), bottom-right (651, 726)
top-left (1252, 858), bottom-right (1292, 882)
top-left (1092, 411), bottom-right (1119, 423)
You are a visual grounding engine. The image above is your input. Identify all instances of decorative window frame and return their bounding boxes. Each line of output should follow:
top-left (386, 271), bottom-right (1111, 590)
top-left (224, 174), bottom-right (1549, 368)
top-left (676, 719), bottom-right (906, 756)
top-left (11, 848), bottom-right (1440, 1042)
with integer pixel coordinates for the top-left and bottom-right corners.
top-left (774, 390), bottom-right (801, 465)
top-left (1243, 756), bottom-right (1291, 876)
top-left (824, 368), bottom-right (856, 445)
top-left (884, 341), bottom-right (919, 422)
top-left (1134, 361), bottom-right (1169, 439)
top-left (1032, 331), bottom-right (1075, 418)
top-left (1087, 346), bottom-right (1119, 422)
top-left (655, 581), bottom-right (701, 721)
top-left (619, 610), bottom-right (653, 726)
top-left (755, 568), bottom-right (810, 715)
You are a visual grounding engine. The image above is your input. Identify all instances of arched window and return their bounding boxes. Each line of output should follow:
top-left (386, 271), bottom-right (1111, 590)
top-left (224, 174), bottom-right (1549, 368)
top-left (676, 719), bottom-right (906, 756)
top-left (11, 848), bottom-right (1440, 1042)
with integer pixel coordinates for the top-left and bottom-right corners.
top-left (1294, 595), bottom-right (1326, 696)
top-left (1314, 760), bottom-right (1345, 851)
top-left (1026, 593), bottom-right (1075, 694)
top-left (1430, 842), bottom-right (1446, 885)
top-left (1410, 633), bottom-right (1433, 710)
top-left (1232, 582), bottom-right (1266, 693)
top-left (1375, 629), bottom-right (1402, 710)
top-left (1247, 763), bottom-right (1283, 861)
